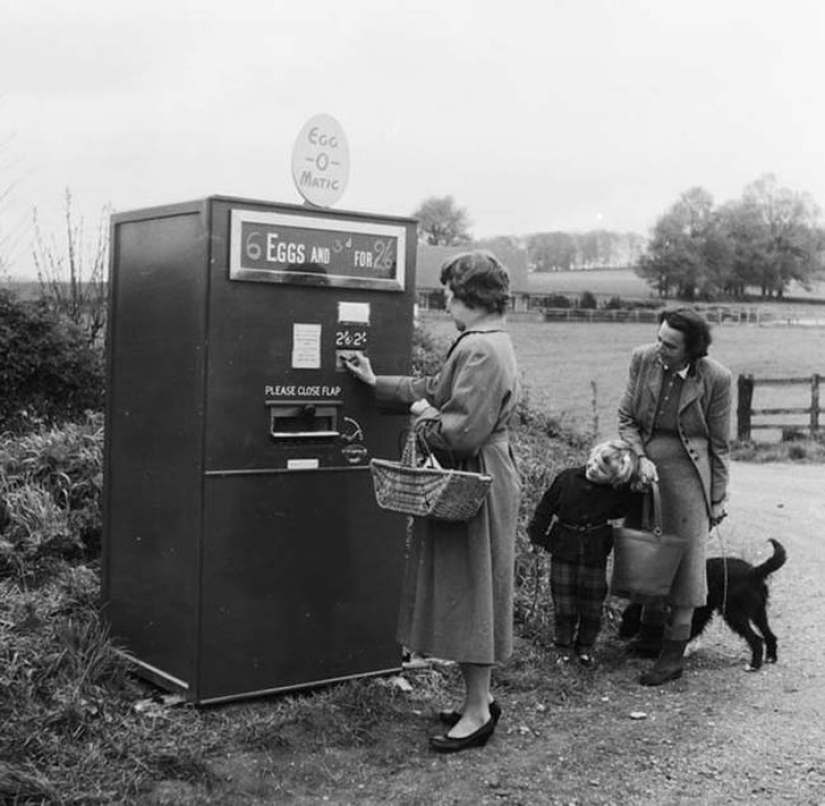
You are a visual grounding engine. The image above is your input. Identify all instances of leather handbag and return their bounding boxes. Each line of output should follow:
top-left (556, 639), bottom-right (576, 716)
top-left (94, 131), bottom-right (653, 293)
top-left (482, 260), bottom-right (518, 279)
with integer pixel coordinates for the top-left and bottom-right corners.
top-left (610, 481), bottom-right (685, 599)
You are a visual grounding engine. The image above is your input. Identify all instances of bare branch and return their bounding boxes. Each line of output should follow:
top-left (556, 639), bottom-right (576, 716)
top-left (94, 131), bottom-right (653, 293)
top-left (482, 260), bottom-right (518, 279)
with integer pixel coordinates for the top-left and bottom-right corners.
top-left (32, 189), bottom-right (110, 345)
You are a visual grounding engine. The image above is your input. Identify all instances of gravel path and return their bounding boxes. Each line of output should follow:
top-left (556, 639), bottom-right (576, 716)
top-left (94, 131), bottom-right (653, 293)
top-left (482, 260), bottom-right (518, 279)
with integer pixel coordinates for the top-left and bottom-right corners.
top-left (382, 461), bottom-right (825, 805)
top-left (143, 461), bottom-right (825, 805)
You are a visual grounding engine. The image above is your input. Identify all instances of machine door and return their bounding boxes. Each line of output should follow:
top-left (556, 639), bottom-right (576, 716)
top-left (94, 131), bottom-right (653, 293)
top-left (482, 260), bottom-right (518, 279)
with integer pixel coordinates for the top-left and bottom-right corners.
top-left (197, 471), bottom-right (402, 700)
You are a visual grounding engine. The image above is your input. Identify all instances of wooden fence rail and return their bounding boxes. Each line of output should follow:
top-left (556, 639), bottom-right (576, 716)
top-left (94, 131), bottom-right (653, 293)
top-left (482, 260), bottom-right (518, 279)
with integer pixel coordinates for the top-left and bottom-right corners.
top-left (737, 373), bottom-right (822, 440)
top-left (539, 307), bottom-right (769, 324)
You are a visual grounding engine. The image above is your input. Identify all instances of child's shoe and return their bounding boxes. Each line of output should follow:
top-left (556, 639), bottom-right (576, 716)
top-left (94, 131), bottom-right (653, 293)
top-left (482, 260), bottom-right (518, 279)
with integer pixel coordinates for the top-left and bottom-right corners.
top-left (554, 641), bottom-right (572, 664)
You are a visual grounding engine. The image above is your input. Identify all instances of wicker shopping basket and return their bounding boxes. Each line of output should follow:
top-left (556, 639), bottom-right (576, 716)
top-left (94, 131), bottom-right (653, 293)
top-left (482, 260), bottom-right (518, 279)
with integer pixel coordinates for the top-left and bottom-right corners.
top-left (369, 431), bottom-right (493, 521)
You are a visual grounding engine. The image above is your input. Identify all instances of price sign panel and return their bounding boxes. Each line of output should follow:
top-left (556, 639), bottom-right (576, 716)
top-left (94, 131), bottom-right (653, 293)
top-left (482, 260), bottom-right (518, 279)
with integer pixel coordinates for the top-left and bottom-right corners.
top-left (334, 322), bottom-right (369, 351)
top-left (229, 210), bottom-right (406, 291)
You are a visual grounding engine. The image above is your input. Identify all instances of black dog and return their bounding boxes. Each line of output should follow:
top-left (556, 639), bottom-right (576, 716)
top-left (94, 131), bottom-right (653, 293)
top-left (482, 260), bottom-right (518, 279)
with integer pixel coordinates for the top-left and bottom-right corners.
top-left (619, 539), bottom-right (787, 671)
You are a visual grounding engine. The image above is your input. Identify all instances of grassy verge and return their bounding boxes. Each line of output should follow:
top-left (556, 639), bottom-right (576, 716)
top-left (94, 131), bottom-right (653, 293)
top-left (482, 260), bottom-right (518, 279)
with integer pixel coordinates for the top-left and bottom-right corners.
top-left (0, 384), bottom-right (589, 802)
top-left (731, 434), bottom-right (825, 463)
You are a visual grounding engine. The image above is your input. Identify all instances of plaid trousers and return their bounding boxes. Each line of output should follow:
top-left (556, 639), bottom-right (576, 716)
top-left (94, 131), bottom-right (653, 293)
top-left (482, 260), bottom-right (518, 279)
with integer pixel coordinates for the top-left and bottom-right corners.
top-left (550, 558), bottom-right (608, 648)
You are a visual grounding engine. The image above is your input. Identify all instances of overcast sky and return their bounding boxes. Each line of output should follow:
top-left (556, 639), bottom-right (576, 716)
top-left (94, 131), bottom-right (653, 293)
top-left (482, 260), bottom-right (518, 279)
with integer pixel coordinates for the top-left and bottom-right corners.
top-left (1, 0), bottom-right (824, 276)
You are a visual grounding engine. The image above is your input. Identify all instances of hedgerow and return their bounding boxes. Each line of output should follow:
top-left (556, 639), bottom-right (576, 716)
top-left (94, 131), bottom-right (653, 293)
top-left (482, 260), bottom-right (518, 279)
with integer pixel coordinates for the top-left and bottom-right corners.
top-left (0, 288), bottom-right (104, 433)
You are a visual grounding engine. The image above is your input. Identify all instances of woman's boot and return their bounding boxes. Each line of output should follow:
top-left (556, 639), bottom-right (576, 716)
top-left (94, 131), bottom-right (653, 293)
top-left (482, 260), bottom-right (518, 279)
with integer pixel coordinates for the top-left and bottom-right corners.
top-left (639, 639), bottom-right (687, 686)
top-left (627, 621), bottom-right (664, 658)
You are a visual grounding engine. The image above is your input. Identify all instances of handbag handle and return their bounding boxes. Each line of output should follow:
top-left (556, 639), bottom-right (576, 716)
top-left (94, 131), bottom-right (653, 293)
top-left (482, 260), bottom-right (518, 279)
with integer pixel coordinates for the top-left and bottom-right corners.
top-left (641, 481), bottom-right (664, 536)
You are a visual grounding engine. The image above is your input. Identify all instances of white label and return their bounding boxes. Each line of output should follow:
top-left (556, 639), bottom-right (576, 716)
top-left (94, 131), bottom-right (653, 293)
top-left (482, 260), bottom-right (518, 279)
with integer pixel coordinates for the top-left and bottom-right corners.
top-left (287, 459), bottom-right (320, 470)
top-left (338, 301), bottom-right (371, 324)
top-left (292, 324), bottom-right (322, 369)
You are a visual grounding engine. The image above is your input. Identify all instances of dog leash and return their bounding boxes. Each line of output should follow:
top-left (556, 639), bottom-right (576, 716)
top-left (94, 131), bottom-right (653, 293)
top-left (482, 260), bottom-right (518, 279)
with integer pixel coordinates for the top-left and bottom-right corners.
top-left (711, 521), bottom-right (730, 617)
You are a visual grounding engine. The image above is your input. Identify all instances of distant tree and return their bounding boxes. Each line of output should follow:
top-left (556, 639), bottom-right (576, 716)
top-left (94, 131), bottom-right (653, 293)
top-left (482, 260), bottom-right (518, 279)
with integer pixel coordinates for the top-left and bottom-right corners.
top-left (640, 177), bottom-right (824, 302)
top-left (32, 189), bottom-right (110, 345)
top-left (637, 187), bottom-right (731, 300)
top-left (715, 199), bottom-right (766, 298)
top-left (413, 196), bottom-right (472, 245)
top-left (543, 293), bottom-right (571, 308)
top-left (528, 232), bottom-right (577, 271)
top-left (578, 230), bottom-right (616, 267)
top-left (615, 232), bottom-right (648, 267)
top-left (474, 235), bottom-right (521, 254)
top-left (734, 174), bottom-right (823, 298)
top-left (528, 230), bottom-right (646, 271)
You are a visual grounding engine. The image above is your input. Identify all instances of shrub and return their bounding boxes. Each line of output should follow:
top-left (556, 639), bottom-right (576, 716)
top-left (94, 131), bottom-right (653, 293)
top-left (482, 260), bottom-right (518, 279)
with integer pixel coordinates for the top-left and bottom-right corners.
top-left (0, 413), bottom-right (103, 579)
top-left (0, 289), bottom-right (104, 433)
top-left (579, 290), bottom-right (598, 309)
top-left (411, 321), bottom-right (450, 376)
top-left (635, 298), bottom-right (664, 311)
top-left (512, 385), bottom-right (590, 639)
top-left (542, 293), bottom-right (571, 309)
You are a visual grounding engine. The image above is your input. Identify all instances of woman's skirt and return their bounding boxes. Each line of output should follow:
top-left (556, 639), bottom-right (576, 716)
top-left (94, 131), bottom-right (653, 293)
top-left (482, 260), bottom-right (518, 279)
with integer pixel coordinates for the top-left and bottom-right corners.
top-left (395, 440), bottom-right (518, 665)
top-left (645, 433), bottom-right (708, 608)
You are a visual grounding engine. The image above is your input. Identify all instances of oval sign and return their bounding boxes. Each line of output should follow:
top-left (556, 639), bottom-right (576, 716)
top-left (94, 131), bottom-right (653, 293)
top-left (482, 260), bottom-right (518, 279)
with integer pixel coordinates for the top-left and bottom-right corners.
top-left (291, 114), bottom-right (350, 208)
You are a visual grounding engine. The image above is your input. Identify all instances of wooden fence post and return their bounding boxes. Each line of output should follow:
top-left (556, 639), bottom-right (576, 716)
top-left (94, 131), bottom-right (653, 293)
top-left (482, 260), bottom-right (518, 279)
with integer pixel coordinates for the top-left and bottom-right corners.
top-left (811, 374), bottom-right (821, 436)
top-left (737, 374), bottom-right (754, 440)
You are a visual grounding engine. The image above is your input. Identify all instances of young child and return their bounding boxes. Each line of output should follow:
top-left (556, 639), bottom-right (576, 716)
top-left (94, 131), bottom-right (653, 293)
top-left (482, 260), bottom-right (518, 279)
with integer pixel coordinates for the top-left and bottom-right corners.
top-left (528, 438), bottom-right (643, 667)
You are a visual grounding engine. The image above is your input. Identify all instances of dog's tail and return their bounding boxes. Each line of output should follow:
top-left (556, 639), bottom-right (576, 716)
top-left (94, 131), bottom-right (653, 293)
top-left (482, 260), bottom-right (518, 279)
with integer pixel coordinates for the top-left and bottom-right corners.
top-left (751, 538), bottom-right (787, 580)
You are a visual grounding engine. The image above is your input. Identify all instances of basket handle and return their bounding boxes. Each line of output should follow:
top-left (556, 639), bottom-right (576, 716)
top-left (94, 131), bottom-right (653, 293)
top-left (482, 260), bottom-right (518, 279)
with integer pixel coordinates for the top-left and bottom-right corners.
top-left (401, 430), bottom-right (419, 467)
top-left (403, 424), bottom-right (450, 469)
top-left (401, 429), bottom-right (442, 469)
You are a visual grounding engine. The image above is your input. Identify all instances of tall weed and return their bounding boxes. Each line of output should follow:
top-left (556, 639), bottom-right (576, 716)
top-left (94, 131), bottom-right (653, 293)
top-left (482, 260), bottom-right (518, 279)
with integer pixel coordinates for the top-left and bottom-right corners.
top-left (0, 412), bottom-right (103, 579)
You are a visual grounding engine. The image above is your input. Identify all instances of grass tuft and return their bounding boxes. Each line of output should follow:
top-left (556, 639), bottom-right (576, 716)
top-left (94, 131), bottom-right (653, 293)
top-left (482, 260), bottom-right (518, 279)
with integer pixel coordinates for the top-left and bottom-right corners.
top-left (731, 436), bottom-right (825, 463)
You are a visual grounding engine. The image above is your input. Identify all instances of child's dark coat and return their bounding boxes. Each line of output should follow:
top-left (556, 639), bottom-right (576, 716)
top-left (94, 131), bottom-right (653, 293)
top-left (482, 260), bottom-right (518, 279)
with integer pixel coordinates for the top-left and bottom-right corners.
top-left (528, 467), bottom-right (642, 566)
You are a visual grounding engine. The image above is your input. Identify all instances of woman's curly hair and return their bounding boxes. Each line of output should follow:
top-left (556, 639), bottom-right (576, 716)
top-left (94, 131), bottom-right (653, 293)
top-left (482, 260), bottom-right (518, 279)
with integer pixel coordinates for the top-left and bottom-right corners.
top-left (439, 250), bottom-right (510, 315)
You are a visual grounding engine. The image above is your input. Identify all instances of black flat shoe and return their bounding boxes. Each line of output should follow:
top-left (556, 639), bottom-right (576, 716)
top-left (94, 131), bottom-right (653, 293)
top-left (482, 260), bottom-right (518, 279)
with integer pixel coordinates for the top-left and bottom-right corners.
top-left (430, 717), bottom-right (495, 753)
top-left (438, 699), bottom-right (502, 727)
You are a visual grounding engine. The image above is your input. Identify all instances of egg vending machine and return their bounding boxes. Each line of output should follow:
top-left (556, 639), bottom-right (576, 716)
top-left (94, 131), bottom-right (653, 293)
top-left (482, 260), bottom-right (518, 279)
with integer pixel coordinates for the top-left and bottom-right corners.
top-left (103, 196), bottom-right (417, 703)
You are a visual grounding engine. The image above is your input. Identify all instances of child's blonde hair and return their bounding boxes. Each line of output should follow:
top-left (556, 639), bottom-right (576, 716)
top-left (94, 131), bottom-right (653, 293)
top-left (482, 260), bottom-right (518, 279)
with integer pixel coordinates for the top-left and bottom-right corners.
top-left (588, 438), bottom-right (638, 487)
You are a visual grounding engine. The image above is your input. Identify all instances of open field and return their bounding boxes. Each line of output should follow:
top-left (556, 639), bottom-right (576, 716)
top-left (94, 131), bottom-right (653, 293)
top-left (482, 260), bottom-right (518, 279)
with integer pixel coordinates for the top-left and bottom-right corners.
top-left (422, 316), bottom-right (825, 440)
top-left (527, 267), bottom-right (825, 303)
top-left (528, 268), bottom-right (656, 299)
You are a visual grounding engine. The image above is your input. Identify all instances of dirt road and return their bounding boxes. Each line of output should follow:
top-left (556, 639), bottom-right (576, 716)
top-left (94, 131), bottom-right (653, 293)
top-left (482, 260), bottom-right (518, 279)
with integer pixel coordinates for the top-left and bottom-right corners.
top-left (661, 460), bottom-right (825, 805)
top-left (145, 462), bottom-right (825, 805)
top-left (628, 460), bottom-right (825, 806)
top-left (366, 461), bottom-right (825, 806)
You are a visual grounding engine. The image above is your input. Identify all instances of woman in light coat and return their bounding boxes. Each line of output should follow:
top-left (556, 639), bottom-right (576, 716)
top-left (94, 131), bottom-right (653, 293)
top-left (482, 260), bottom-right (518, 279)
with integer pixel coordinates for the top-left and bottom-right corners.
top-left (618, 307), bottom-right (731, 685)
top-left (345, 251), bottom-right (520, 752)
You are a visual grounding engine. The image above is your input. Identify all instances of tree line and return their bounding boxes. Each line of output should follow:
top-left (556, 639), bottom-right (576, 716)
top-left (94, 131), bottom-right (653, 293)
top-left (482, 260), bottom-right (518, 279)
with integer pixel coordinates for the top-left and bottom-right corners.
top-left (413, 196), bottom-right (645, 270)
top-left (638, 175), bottom-right (824, 300)
top-left (414, 175), bottom-right (825, 301)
